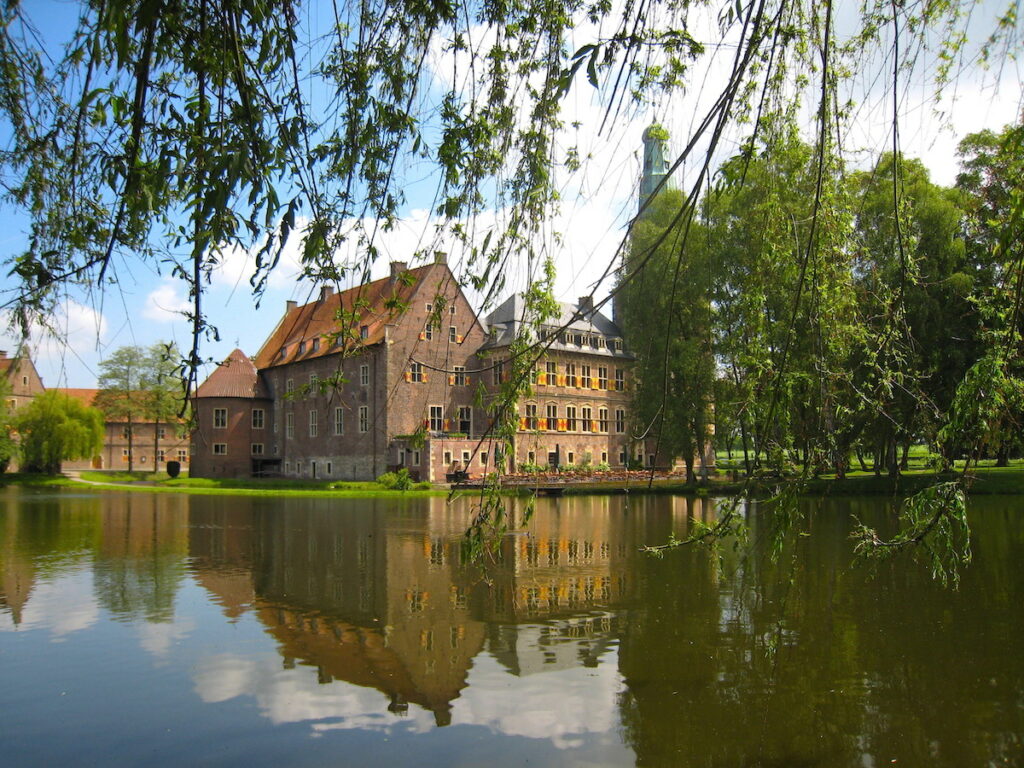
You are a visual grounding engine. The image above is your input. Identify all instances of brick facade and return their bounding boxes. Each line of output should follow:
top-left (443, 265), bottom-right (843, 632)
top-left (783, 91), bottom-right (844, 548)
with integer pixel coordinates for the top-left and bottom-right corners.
top-left (190, 260), bottom-right (714, 481)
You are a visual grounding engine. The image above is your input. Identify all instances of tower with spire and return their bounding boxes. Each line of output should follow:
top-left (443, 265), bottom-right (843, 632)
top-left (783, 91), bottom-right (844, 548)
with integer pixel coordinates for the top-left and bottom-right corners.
top-left (638, 122), bottom-right (674, 212)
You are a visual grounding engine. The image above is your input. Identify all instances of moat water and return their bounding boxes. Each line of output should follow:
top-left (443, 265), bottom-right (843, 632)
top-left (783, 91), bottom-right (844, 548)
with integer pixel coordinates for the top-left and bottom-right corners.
top-left (0, 488), bottom-right (1021, 766)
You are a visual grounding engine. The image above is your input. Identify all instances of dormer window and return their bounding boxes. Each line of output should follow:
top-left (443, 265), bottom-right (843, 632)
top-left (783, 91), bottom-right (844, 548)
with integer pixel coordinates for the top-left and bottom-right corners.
top-left (360, 325), bottom-right (369, 340)
top-left (312, 337), bottom-right (320, 351)
top-left (298, 340), bottom-right (306, 354)
top-left (279, 346), bottom-right (287, 359)
top-left (613, 338), bottom-right (623, 351)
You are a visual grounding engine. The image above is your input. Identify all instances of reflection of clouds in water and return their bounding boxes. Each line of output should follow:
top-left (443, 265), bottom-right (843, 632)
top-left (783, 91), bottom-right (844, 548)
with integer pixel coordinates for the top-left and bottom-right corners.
top-left (136, 615), bottom-right (195, 661)
top-left (190, 642), bottom-right (624, 751)
top-left (454, 648), bottom-right (625, 749)
top-left (0, 568), bottom-right (98, 639)
top-left (192, 654), bottom-right (434, 732)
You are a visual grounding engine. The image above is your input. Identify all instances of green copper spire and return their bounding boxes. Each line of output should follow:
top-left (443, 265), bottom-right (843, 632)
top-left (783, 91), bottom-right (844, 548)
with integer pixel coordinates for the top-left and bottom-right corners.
top-left (639, 123), bottom-right (673, 212)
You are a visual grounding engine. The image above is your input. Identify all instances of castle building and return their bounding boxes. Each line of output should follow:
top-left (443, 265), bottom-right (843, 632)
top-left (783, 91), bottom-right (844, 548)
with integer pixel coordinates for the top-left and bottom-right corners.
top-left (189, 257), bottom-right (692, 481)
top-left (190, 127), bottom-right (713, 482)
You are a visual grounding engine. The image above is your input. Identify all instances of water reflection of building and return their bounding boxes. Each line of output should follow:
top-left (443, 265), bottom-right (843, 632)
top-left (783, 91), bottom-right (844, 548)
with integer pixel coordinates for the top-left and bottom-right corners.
top-left (186, 494), bottom-right (694, 725)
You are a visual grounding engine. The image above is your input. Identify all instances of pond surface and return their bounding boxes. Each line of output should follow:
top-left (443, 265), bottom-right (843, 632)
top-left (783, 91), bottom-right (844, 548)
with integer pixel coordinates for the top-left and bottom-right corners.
top-left (0, 488), bottom-right (1021, 767)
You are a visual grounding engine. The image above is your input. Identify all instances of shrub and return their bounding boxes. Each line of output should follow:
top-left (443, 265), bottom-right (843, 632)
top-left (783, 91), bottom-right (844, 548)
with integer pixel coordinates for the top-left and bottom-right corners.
top-left (377, 468), bottom-right (413, 490)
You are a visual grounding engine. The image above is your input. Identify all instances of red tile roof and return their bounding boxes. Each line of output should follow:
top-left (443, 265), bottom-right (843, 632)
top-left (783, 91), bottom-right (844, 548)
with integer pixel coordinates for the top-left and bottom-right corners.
top-left (196, 349), bottom-right (270, 399)
top-left (52, 388), bottom-right (100, 408)
top-left (253, 263), bottom-right (448, 369)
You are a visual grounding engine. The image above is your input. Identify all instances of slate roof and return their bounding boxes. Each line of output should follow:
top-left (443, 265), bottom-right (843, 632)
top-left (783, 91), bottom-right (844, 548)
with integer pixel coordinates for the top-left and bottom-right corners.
top-left (479, 295), bottom-right (634, 360)
top-left (196, 349), bottom-right (270, 399)
top-left (252, 263), bottom-right (448, 370)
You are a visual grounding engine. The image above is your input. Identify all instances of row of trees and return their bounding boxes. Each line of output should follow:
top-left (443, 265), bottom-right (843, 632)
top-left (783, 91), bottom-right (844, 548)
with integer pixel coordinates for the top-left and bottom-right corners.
top-left (0, 342), bottom-right (185, 474)
top-left (620, 120), bottom-right (1024, 481)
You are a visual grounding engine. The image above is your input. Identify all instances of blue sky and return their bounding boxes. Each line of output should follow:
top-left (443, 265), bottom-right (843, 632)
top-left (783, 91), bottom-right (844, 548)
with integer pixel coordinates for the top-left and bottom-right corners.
top-left (0, 0), bottom-right (1021, 389)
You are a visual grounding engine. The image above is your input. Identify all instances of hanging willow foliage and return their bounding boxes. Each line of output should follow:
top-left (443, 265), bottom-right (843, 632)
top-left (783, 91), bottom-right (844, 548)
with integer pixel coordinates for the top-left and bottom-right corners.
top-left (0, 0), bottom-right (1020, 575)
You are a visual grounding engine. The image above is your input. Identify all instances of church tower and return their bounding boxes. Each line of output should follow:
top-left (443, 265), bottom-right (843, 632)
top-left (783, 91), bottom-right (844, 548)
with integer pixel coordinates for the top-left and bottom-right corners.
top-left (638, 123), bottom-right (673, 212)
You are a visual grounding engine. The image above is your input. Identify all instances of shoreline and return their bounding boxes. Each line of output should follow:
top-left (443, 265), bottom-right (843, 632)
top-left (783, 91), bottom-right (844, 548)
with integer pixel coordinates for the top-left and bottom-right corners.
top-left (0, 465), bottom-right (1021, 498)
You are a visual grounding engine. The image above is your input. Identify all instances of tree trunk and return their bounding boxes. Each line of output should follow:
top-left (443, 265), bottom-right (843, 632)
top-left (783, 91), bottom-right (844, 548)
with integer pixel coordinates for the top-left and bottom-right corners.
top-left (856, 447), bottom-right (869, 473)
top-left (153, 416), bottom-right (160, 474)
top-left (996, 443), bottom-right (1010, 467)
top-left (899, 440), bottom-right (910, 471)
top-left (127, 413), bottom-right (134, 473)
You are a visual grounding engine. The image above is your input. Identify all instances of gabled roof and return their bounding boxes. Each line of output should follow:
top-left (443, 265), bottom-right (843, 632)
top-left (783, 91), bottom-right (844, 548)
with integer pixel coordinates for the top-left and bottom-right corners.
top-left (252, 262), bottom-right (455, 369)
top-left (196, 349), bottom-right (269, 399)
top-left (52, 388), bottom-right (99, 408)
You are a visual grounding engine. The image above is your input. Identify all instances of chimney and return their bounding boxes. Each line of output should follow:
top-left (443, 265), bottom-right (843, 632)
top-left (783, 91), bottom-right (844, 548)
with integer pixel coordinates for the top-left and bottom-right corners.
top-left (433, 251), bottom-right (447, 265)
top-left (286, 300), bottom-right (297, 313)
top-left (390, 261), bottom-right (408, 282)
top-left (578, 295), bottom-right (594, 315)
top-left (0, 350), bottom-right (6, 359)
top-left (320, 285), bottom-right (335, 301)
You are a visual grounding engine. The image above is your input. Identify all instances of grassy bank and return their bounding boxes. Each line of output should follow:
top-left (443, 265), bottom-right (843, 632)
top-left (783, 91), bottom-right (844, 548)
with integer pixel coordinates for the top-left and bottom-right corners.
top-left (2, 463), bottom-right (1021, 498)
top-left (2, 470), bottom-right (446, 498)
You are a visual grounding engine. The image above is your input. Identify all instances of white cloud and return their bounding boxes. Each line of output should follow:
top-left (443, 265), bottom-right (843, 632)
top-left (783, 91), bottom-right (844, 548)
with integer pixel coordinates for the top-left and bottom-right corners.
top-left (143, 280), bottom-right (191, 322)
top-left (0, 567), bottom-right (99, 640)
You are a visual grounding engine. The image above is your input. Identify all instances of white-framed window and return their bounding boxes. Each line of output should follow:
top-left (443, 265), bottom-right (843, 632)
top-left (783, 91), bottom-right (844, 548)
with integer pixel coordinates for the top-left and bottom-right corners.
top-left (157, 427), bottom-right (166, 439)
top-left (582, 406), bottom-right (592, 432)
top-left (310, 372), bottom-right (319, 389)
top-left (461, 450), bottom-right (471, 465)
top-left (457, 406), bottom-right (472, 434)
top-left (309, 409), bottom-right (318, 437)
top-left (359, 406), bottom-right (369, 433)
top-left (157, 450), bottom-right (165, 463)
top-left (525, 404), bottom-right (538, 430)
top-left (453, 366), bottom-right (466, 386)
top-left (286, 412), bottom-right (294, 439)
top-left (527, 451), bottom-right (535, 464)
top-left (177, 449), bottom-right (188, 462)
top-left (481, 452), bottom-right (488, 466)
top-left (334, 407), bottom-right (344, 435)
top-left (619, 450), bottom-right (626, 465)
top-left (286, 378), bottom-right (294, 393)
top-left (213, 408), bottom-right (227, 429)
top-left (413, 450), bottom-right (420, 465)
top-left (615, 368), bottom-right (625, 391)
top-left (598, 408), bottom-right (608, 433)
top-left (252, 409), bottom-right (265, 429)
top-left (566, 363), bottom-right (577, 387)
top-left (449, 326), bottom-right (457, 343)
top-left (360, 325), bottom-right (369, 340)
top-left (122, 426), bottom-right (131, 438)
top-left (312, 337), bottom-right (320, 352)
top-left (598, 367), bottom-right (608, 389)
top-left (424, 321), bottom-right (433, 340)
top-left (429, 405), bottom-right (443, 431)
top-left (251, 443), bottom-right (264, 455)
top-left (122, 449), bottom-right (131, 462)
top-left (444, 450), bottom-right (452, 465)
top-left (568, 451), bottom-right (575, 465)
top-left (566, 405), bottom-right (577, 431)
top-left (545, 404), bottom-right (557, 431)
top-left (213, 443), bottom-right (227, 455)
top-left (410, 362), bottom-right (424, 383)
top-left (426, 302), bottom-right (433, 313)
top-left (581, 365), bottom-right (592, 388)
top-left (492, 360), bottom-right (504, 385)
top-left (360, 364), bottom-right (370, 386)
top-left (615, 409), bottom-right (626, 433)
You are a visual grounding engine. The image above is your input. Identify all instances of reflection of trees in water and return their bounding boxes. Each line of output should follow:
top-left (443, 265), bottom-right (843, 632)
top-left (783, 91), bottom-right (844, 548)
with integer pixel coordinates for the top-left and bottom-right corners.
top-left (91, 494), bottom-right (189, 623)
top-left (617, 498), bottom-right (1024, 767)
top-left (1, 492), bottom-right (103, 624)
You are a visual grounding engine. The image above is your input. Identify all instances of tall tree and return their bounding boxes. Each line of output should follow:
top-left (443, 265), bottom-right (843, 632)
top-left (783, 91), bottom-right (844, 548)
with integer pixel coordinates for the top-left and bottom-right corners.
top-left (16, 391), bottom-right (104, 473)
top-left (140, 342), bottom-right (186, 473)
top-left (851, 154), bottom-right (973, 472)
top-left (620, 188), bottom-right (715, 482)
top-left (95, 346), bottom-right (149, 472)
